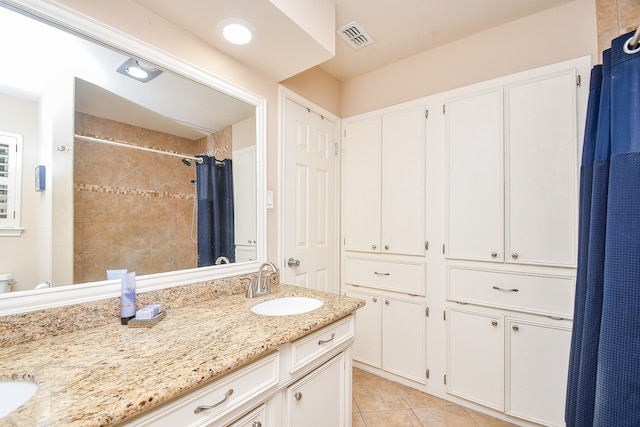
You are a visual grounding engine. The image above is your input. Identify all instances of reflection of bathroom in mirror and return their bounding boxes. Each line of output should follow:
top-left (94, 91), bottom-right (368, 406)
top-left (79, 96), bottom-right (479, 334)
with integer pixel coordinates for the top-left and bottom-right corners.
top-left (0, 5), bottom-right (258, 293)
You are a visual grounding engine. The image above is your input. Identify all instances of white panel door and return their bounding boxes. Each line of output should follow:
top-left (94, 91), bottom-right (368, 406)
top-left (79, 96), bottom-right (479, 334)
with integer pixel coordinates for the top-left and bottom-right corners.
top-left (381, 106), bottom-right (426, 256)
top-left (382, 297), bottom-right (426, 384)
top-left (505, 70), bottom-right (578, 267)
top-left (283, 98), bottom-right (338, 293)
top-left (506, 318), bottom-right (571, 426)
top-left (342, 116), bottom-right (381, 253)
top-left (346, 289), bottom-right (382, 367)
top-left (447, 308), bottom-right (504, 411)
top-left (445, 89), bottom-right (504, 262)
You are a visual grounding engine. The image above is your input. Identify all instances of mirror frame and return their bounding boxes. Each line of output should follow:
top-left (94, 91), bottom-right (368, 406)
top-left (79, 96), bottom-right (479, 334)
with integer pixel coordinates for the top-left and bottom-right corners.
top-left (0, 0), bottom-right (267, 316)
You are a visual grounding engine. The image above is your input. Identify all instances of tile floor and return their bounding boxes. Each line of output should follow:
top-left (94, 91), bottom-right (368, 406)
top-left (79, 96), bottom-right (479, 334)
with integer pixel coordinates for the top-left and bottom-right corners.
top-left (352, 368), bottom-right (517, 427)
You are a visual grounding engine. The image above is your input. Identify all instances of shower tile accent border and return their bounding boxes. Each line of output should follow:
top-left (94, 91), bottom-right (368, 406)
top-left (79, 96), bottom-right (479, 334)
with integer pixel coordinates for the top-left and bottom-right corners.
top-left (0, 273), bottom-right (274, 348)
top-left (75, 182), bottom-right (194, 200)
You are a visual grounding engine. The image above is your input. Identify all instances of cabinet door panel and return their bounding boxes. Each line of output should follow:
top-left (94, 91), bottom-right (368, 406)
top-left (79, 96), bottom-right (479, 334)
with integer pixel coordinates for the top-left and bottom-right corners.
top-left (505, 71), bottom-right (578, 267)
top-left (287, 354), bottom-right (345, 427)
top-left (343, 117), bottom-right (382, 253)
top-left (382, 298), bottom-right (426, 384)
top-left (381, 106), bottom-right (425, 255)
top-left (446, 90), bottom-right (504, 262)
top-left (346, 290), bottom-right (381, 367)
top-left (447, 308), bottom-right (504, 410)
top-left (506, 319), bottom-right (571, 426)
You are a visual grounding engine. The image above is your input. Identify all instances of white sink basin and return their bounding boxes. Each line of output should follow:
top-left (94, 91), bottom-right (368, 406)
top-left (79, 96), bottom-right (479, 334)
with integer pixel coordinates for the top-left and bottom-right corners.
top-left (251, 297), bottom-right (323, 316)
top-left (0, 380), bottom-right (38, 418)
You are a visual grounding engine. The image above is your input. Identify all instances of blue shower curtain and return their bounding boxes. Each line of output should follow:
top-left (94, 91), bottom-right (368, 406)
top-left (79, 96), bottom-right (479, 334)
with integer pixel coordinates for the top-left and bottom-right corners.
top-left (566, 30), bottom-right (640, 427)
top-left (196, 156), bottom-right (235, 267)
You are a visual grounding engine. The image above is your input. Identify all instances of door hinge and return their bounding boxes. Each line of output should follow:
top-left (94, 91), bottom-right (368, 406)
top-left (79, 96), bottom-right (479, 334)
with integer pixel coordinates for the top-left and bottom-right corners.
top-left (344, 129), bottom-right (347, 138)
top-left (443, 310), bottom-right (446, 321)
top-left (425, 109), bottom-right (429, 119)
top-left (577, 74), bottom-right (582, 87)
top-left (442, 104), bottom-right (446, 114)
top-left (425, 241), bottom-right (429, 251)
top-left (442, 244), bottom-right (445, 254)
top-left (425, 307), bottom-right (430, 317)
top-left (426, 369), bottom-right (430, 379)
top-left (444, 374), bottom-right (447, 385)
top-left (335, 142), bottom-right (339, 155)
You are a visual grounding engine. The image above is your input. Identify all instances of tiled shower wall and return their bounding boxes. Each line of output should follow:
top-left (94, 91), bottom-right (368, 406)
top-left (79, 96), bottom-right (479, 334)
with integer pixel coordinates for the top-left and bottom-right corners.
top-left (597, 0), bottom-right (640, 57)
top-left (73, 113), bottom-right (231, 283)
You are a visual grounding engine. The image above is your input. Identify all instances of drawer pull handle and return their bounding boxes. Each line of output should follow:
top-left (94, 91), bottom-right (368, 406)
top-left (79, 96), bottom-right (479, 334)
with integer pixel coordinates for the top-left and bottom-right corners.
top-left (294, 391), bottom-right (303, 401)
top-left (193, 388), bottom-right (234, 414)
top-left (374, 272), bottom-right (390, 276)
top-left (492, 286), bottom-right (519, 293)
top-left (318, 333), bottom-right (335, 345)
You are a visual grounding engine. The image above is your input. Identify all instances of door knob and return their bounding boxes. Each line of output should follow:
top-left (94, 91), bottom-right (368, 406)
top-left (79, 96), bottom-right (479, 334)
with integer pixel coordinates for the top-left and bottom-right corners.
top-left (287, 258), bottom-right (300, 267)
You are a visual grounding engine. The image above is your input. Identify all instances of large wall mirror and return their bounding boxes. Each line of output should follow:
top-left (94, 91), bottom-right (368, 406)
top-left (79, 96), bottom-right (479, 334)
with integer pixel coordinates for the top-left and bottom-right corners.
top-left (0, 1), bottom-right (266, 314)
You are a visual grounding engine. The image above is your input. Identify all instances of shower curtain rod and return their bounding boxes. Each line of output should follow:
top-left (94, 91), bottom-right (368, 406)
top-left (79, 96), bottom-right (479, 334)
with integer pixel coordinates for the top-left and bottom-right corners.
top-left (625, 24), bottom-right (640, 53)
top-left (72, 134), bottom-right (204, 164)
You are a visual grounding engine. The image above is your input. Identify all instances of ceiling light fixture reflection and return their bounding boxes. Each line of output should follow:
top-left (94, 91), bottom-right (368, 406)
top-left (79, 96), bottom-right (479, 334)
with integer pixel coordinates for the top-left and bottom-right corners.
top-left (116, 58), bottom-right (162, 82)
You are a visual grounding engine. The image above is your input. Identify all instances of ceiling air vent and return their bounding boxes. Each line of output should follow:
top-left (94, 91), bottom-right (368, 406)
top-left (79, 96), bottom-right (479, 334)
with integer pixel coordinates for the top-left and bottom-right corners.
top-left (337, 21), bottom-right (373, 50)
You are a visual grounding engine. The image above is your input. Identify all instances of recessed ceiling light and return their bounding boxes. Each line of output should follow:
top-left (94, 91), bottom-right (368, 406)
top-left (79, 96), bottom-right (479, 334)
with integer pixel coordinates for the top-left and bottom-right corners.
top-left (116, 58), bottom-right (162, 83)
top-left (218, 19), bottom-right (254, 45)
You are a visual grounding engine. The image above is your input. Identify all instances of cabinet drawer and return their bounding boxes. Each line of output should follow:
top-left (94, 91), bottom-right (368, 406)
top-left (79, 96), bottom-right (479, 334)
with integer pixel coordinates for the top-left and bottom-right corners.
top-left (133, 353), bottom-right (279, 427)
top-left (344, 257), bottom-right (425, 295)
top-left (447, 267), bottom-right (574, 318)
top-left (290, 315), bottom-right (354, 373)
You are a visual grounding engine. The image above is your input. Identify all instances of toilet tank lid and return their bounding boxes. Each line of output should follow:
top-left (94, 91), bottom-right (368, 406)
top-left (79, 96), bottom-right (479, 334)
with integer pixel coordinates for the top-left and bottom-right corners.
top-left (0, 274), bottom-right (13, 280)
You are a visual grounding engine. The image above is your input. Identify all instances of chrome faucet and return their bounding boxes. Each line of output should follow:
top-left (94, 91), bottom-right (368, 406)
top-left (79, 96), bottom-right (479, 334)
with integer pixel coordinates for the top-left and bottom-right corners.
top-left (246, 262), bottom-right (279, 298)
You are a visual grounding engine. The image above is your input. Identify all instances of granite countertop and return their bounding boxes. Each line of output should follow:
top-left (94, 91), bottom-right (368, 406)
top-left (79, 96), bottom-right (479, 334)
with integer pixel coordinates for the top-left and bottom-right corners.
top-left (0, 284), bottom-right (364, 426)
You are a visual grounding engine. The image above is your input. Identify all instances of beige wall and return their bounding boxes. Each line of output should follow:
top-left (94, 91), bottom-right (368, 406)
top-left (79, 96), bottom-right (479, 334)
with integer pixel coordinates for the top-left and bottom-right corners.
top-left (281, 66), bottom-right (342, 116)
top-left (597, 0), bottom-right (640, 58)
top-left (339, 0), bottom-right (598, 117)
top-left (0, 94), bottom-right (40, 291)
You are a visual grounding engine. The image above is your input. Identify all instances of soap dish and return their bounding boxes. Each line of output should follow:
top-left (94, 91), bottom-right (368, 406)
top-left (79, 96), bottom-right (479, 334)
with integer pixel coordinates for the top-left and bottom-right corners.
top-left (128, 311), bottom-right (166, 328)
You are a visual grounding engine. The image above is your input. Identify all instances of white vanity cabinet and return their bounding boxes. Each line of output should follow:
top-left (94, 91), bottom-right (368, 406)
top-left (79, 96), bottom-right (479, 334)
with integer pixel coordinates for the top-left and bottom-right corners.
top-left (445, 63), bottom-right (580, 268)
top-left (347, 288), bottom-right (426, 384)
top-left (342, 104), bottom-right (426, 256)
top-left (284, 353), bottom-right (346, 427)
top-left (126, 315), bottom-right (355, 427)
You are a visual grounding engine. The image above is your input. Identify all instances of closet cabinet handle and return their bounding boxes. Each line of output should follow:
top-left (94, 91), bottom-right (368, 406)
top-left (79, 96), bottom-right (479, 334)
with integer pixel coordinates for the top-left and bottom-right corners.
top-left (491, 252), bottom-right (498, 258)
top-left (372, 297), bottom-right (378, 303)
top-left (294, 392), bottom-right (303, 401)
top-left (384, 245), bottom-right (389, 250)
top-left (491, 320), bottom-right (498, 327)
top-left (512, 325), bottom-right (520, 331)
top-left (372, 244), bottom-right (377, 250)
top-left (511, 252), bottom-right (519, 259)
top-left (252, 422), bottom-right (262, 427)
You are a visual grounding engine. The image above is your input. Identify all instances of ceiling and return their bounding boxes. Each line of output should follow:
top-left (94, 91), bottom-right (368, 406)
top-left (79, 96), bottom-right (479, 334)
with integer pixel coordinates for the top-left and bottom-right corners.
top-left (131, 0), bottom-right (573, 82)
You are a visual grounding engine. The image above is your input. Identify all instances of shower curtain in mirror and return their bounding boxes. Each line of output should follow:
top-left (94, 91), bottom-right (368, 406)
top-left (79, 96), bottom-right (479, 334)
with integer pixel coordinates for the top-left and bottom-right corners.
top-left (196, 156), bottom-right (235, 267)
top-left (566, 30), bottom-right (640, 427)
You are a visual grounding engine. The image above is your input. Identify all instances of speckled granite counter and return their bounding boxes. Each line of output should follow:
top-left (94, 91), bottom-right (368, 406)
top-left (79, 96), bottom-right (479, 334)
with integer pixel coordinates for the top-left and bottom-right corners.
top-left (0, 284), bottom-right (364, 426)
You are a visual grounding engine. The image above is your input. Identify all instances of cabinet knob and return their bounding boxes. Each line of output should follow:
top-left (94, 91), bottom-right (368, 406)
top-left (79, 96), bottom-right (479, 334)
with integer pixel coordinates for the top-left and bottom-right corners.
top-left (372, 244), bottom-right (377, 250)
top-left (511, 252), bottom-right (519, 259)
top-left (372, 297), bottom-right (378, 303)
top-left (384, 244), bottom-right (389, 250)
top-left (491, 320), bottom-right (498, 327)
top-left (512, 325), bottom-right (519, 331)
top-left (385, 299), bottom-right (390, 305)
top-left (252, 423), bottom-right (262, 427)
top-left (294, 391), bottom-right (303, 401)
top-left (491, 252), bottom-right (498, 258)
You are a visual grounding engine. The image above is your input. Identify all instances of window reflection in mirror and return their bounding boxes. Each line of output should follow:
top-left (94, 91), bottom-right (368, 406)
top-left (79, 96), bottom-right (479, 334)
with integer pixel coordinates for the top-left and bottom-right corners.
top-left (0, 4), bottom-right (258, 292)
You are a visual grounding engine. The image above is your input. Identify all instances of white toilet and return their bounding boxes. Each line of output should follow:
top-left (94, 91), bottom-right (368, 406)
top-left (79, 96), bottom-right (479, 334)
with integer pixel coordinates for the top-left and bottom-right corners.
top-left (0, 274), bottom-right (13, 293)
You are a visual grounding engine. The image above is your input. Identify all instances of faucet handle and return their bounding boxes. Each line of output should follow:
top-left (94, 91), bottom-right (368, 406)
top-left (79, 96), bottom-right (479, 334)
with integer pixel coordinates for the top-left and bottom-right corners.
top-left (242, 276), bottom-right (256, 298)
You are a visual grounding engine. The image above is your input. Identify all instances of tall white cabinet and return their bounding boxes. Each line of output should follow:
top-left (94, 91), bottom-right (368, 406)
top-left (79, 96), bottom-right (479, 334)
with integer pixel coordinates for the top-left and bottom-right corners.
top-left (342, 103), bottom-right (428, 385)
top-left (341, 55), bottom-right (590, 427)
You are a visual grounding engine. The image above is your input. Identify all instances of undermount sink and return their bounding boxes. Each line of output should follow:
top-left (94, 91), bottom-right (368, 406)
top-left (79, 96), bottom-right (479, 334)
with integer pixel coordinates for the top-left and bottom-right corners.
top-left (251, 297), bottom-right (323, 316)
top-left (0, 380), bottom-right (38, 418)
